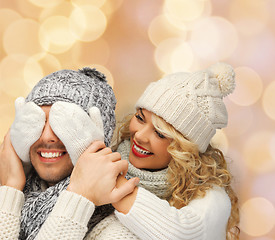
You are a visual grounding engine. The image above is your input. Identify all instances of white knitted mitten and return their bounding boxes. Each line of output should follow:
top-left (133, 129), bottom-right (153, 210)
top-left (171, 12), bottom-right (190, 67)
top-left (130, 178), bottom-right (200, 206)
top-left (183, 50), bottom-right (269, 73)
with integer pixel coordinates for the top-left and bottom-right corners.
top-left (10, 97), bottom-right (46, 162)
top-left (49, 101), bottom-right (104, 165)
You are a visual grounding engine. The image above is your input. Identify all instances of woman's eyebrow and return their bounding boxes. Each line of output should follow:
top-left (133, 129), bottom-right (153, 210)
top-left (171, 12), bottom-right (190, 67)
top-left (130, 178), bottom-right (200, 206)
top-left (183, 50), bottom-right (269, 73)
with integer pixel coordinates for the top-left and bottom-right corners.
top-left (140, 108), bottom-right (145, 118)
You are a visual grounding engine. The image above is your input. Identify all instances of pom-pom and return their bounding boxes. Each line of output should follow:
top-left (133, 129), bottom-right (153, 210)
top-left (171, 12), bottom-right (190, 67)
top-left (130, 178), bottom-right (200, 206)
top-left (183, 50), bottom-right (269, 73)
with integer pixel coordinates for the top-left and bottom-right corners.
top-left (79, 67), bottom-right (106, 82)
top-left (208, 62), bottom-right (236, 97)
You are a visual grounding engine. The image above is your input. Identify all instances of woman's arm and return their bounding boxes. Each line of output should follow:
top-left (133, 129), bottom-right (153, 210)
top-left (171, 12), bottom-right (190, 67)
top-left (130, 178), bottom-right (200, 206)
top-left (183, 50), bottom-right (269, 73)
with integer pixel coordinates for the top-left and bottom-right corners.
top-left (114, 185), bottom-right (231, 240)
top-left (112, 175), bottom-right (138, 214)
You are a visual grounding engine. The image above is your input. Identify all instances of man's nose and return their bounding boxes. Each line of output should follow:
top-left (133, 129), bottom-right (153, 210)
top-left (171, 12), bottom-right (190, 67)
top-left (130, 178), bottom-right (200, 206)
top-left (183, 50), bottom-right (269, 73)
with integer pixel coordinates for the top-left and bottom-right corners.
top-left (39, 121), bottom-right (59, 143)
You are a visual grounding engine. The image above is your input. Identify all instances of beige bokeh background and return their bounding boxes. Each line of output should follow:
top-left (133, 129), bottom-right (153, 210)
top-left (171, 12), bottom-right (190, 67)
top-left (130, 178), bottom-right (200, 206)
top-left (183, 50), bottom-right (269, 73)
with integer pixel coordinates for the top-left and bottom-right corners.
top-left (0, 0), bottom-right (274, 239)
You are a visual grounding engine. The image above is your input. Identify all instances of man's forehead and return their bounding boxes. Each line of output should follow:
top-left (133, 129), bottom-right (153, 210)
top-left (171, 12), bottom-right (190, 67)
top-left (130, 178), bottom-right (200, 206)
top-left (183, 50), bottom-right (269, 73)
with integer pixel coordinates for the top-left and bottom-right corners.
top-left (40, 105), bottom-right (52, 115)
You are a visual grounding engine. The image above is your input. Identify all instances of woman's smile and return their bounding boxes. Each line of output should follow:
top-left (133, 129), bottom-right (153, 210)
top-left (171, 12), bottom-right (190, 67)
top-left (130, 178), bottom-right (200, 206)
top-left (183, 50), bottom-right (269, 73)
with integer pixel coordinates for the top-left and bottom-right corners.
top-left (132, 140), bottom-right (153, 158)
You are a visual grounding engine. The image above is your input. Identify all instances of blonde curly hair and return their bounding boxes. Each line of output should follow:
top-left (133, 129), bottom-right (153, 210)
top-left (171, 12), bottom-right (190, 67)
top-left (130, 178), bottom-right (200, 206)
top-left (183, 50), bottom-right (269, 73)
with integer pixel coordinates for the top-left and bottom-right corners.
top-left (113, 111), bottom-right (240, 240)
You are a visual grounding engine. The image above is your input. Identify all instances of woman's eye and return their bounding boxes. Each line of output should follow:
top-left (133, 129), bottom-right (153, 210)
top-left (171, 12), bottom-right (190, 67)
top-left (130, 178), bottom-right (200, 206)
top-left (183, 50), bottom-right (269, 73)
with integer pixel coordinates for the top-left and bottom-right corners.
top-left (135, 114), bottom-right (144, 122)
top-left (155, 130), bottom-right (165, 139)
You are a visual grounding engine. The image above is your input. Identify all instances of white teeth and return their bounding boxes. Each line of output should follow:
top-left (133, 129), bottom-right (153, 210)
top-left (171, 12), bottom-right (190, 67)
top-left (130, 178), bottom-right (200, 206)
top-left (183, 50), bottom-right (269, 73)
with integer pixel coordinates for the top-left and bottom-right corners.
top-left (41, 152), bottom-right (63, 158)
top-left (134, 144), bottom-right (152, 155)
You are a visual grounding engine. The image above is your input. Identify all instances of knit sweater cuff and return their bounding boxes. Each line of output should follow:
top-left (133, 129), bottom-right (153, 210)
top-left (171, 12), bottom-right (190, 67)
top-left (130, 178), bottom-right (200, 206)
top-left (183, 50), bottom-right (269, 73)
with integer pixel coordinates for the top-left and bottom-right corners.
top-left (115, 187), bottom-right (156, 229)
top-left (0, 186), bottom-right (24, 215)
top-left (51, 190), bottom-right (95, 225)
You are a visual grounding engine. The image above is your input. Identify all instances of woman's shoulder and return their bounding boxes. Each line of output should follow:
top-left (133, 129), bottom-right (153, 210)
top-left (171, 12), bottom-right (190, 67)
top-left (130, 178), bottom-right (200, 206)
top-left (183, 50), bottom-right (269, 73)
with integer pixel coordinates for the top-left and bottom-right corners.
top-left (185, 186), bottom-right (231, 239)
top-left (188, 186), bottom-right (231, 212)
top-left (186, 186), bottom-right (231, 228)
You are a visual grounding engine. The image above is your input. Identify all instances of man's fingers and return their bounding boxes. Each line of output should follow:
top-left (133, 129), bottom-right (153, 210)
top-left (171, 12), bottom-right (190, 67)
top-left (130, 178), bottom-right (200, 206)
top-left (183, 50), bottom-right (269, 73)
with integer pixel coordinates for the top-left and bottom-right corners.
top-left (110, 178), bottom-right (139, 203)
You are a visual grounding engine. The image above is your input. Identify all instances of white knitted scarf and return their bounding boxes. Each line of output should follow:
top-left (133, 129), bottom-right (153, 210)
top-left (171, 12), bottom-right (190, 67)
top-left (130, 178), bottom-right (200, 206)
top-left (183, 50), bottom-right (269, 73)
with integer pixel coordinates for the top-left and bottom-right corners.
top-left (19, 169), bottom-right (114, 240)
top-left (117, 140), bottom-right (169, 199)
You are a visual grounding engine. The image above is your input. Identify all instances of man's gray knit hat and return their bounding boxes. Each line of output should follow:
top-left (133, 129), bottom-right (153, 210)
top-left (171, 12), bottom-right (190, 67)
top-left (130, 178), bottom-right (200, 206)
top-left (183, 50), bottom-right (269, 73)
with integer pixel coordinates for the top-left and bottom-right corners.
top-left (26, 67), bottom-right (116, 146)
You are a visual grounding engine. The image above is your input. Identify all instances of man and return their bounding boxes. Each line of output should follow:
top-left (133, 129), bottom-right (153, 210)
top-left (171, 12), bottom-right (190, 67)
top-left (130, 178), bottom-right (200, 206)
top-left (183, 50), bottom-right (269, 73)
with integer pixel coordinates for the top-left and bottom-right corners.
top-left (0, 68), bottom-right (136, 239)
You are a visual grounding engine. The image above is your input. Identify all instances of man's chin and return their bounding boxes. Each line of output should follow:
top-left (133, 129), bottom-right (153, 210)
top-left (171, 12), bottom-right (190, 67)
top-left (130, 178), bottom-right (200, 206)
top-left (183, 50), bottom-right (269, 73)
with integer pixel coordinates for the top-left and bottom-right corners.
top-left (40, 174), bottom-right (70, 187)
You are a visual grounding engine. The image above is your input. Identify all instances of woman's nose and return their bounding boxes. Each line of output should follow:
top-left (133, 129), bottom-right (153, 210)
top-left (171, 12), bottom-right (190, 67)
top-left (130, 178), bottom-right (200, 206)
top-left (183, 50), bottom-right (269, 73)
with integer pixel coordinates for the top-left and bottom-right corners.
top-left (134, 126), bottom-right (150, 143)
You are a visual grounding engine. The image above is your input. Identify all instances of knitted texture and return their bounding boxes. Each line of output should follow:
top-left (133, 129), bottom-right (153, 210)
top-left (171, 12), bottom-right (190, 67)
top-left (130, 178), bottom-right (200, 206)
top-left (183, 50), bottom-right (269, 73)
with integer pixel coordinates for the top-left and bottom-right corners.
top-left (19, 170), bottom-right (114, 240)
top-left (49, 101), bottom-right (104, 165)
top-left (88, 213), bottom-right (139, 239)
top-left (136, 62), bottom-right (235, 152)
top-left (10, 97), bottom-right (46, 162)
top-left (116, 186), bottom-right (231, 240)
top-left (0, 186), bottom-right (24, 239)
top-left (117, 140), bottom-right (169, 199)
top-left (26, 67), bottom-right (116, 147)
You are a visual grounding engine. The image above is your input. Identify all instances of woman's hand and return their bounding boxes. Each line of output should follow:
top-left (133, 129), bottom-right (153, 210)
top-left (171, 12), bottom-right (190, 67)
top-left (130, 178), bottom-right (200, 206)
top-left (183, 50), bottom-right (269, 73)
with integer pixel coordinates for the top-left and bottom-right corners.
top-left (0, 131), bottom-right (26, 191)
top-left (67, 141), bottom-right (139, 206)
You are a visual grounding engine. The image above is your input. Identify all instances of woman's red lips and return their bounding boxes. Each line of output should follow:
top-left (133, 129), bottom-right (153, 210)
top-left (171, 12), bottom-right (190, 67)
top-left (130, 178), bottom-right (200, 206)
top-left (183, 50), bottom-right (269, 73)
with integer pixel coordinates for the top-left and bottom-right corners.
top-left (132, 140), bottom-right (153, 158)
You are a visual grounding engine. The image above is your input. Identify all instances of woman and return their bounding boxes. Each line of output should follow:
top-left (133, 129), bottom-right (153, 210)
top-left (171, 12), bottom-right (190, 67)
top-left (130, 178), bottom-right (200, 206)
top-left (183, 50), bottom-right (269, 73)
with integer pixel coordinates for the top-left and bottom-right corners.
top-left (93, 62), bottom-right (240, 239)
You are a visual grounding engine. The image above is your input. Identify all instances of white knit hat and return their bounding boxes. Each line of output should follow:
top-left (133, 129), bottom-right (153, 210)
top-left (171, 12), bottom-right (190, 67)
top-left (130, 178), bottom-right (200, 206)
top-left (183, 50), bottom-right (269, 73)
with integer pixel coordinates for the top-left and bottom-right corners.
top-left (136, 62), bottom-right (235, 153)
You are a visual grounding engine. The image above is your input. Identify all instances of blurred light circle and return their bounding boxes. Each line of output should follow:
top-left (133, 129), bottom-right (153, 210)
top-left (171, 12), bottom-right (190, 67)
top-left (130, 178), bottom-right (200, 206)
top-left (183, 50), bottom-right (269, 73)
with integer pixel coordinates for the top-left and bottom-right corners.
top-left (270, 134), bottom-right (275, 162)
top-left (228, 67), bottom-right (263, 106)
top-left (39, 2), bottom-right (74, 22)
top-left (163, 0), bottom-right (206, 24)
top-left (240, 197), bottom-right (275, 237)
top-left (190, 17), bottom-right (238, 60)
top-left (170, 42), bottom-right (194, 72)
top-left (39, 16), bottom-right (76, 54)
top-left (101, 0), bottom-right (124, 18)
top-left (252, 174), bottom-right (275, 205)
top-left (0, 8), bottom-right (22, 37)
top-left (229, 0), bottom-right (269, 36)
top-left (262, 81), bottom-right (275, 120)
top-left (243, 131), bottom-right (274, 174)
top-left (148, 14), bottom-right (187, 47)
top-left (71, 0), bottom-right (106, 8)
top-left (234, 19), bottom-right (266, 37)
top-left (3, 19), bottom-right (43, 56)
top-left (71, 0), bottom-right (107, 8)
top-left (0, 55), bottom-right (33, 97)
top-left (23, 58), bottom-right (43, 90)
top-left (28, 0), bottom-right (65, 8)
top-left (69, 5), bottom-right (107, 42)
top-left (154, 38), bottom-right (183, 73)
top-left (16, 1), bottom-right (43, 20)
top-left (225, 103), bottom-right (253, 137)
top-left (29, 53), bottom-right (62, 77)
top-left (72, 39), bottom-right (110, 66)
top-left (253, 238), bottom-right (274, 240)
top-left (210, 129), bottom-right (228, 155)
top-left (0, 103), bottom-right (15, 140)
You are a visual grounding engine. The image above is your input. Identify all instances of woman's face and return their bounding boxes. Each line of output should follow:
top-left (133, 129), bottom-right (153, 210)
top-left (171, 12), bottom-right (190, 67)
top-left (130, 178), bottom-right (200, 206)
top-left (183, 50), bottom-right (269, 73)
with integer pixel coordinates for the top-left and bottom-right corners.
top-left (129, 108), bottom-right (172, 170)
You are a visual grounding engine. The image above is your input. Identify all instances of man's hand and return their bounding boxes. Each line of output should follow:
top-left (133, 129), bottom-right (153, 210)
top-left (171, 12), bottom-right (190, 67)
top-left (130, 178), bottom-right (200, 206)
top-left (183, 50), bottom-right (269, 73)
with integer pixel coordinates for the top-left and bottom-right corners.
top-left (0, 132), bottom-right (26, 191)
top-left (67, 141), bottom-right (139, 206)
